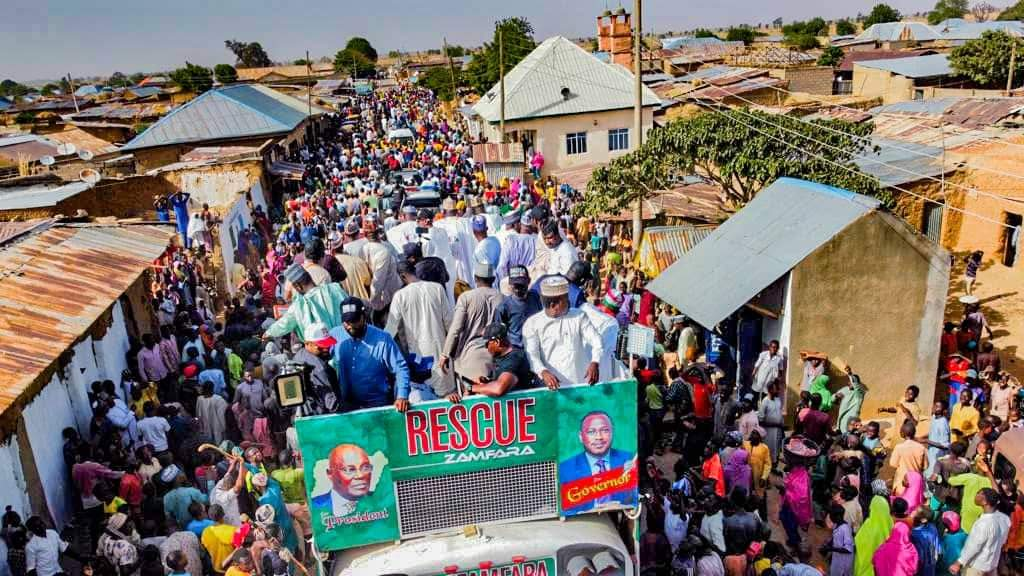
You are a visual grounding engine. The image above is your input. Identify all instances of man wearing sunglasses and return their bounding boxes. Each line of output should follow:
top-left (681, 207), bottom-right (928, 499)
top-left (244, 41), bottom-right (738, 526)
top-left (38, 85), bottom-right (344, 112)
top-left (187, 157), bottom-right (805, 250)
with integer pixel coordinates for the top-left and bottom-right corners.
top-left (522, 277), bottom-right (604, 390)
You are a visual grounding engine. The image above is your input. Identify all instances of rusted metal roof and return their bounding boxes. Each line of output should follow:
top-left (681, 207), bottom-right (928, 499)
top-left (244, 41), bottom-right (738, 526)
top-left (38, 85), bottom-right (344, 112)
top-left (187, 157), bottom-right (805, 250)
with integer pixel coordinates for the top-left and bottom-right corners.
top-left (0, 223), bottom-right (175, 419)
top-left (685, 77), bottom-right (787, 101)
top-left (636, 224), bottom-right (717, 277)
top-left (0, 220), bottom-right (50, 244)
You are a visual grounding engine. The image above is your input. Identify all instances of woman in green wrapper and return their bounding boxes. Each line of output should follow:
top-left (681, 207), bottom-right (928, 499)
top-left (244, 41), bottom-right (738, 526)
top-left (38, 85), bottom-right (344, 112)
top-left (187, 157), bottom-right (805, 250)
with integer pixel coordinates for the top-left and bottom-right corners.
top-left (854, 484), bottom-right (894, 576)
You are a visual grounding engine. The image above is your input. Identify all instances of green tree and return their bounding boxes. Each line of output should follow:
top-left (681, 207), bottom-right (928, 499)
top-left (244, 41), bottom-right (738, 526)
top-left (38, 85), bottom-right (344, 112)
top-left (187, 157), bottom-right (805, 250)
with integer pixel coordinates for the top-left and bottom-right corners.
top-left (169, 62), bottom-right (214, 94)
top-left (818, 45), bottom-right (845, 67)
top-left (333, 49), bottom-right (376, 78)
top-left (785, 33), bottom-right (820, 49)
top-left (40, 83), bottom-right (59, 96)
top-left (418, 66), bottom-right (463, 101)
top-left (0, 80), bottom-right (29, 99)
top-left (863, 3), bottom-right (902, 26)
top-left (725, 26), bottom-right (757, 45)
top-left (214, 64), bottom-right (238, 84)
top-left (949, 30), bottom-right (1024, 88)
top-left (129, 72), bottom-right (146, 85)
top-left (293, 58), bottom-right (311, 66)
top-left (387, 50), bottom-right (403, 59)
top-left (345, 37), bottom-right (378, 62)
top-left (465, 17), bottom-right (536, 94)
top-left (446, 45), bottom-right (467, 57)
top-left (693, 28), bottom-right (718, 38)
top-left (14, 111), bottom-right (35, 124)
top-left (109, 71), bottom-right (128, 87)
top-left (581, 109), bottom-right (884, 215)
top-left (224, 40), bottom-right (272, 68)
top-left (835, 19), bottom-right (858, 35)
top-left (928, 0), bottom-right (969, 24)
top-left (998, 0), bottom-right (1024, 20)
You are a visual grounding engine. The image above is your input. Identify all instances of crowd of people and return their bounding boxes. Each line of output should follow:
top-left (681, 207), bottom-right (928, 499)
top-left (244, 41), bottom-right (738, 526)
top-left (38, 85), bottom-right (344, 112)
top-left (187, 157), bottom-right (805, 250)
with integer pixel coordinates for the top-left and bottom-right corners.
top-left (3, 83), bottom-right (1024, 576)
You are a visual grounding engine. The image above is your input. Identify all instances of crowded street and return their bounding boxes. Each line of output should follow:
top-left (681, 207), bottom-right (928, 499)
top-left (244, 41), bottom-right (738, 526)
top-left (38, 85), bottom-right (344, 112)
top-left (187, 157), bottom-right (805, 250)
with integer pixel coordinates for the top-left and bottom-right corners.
top-left (3, 44), bottom-right (1024, 575)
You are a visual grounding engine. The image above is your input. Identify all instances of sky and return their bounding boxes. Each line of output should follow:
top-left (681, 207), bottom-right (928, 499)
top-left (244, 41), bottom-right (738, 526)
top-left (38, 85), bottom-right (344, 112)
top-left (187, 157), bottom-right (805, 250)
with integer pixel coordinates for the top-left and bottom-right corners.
top-left (3, 0), bottom-right (953, 83)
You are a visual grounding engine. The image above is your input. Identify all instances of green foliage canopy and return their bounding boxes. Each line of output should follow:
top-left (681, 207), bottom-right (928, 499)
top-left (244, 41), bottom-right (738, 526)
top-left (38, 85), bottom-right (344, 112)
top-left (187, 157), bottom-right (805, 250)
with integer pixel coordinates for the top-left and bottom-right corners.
top-left (581, 109), bottom-right (885, 217)
top-left (949, 30), bottom-right (1024, 88)
top-left (465, 17), bottom-right (536, 95)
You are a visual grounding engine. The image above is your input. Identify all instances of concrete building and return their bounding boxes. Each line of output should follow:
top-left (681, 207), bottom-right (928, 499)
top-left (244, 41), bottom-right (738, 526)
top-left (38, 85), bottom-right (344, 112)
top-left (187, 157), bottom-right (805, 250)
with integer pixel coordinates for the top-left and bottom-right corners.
top-left (0, 220), bottom-right (175, 529)
top-left (648, 177), bottom-right (949, 419)
top-left (853, 54), bottom-right (966, 104)
top-left (471, 36), bottom-right (660, 177)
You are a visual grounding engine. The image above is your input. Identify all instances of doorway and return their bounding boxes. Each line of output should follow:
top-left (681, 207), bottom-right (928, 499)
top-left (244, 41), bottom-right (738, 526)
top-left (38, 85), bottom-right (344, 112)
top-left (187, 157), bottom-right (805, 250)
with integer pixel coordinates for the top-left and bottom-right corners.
top-left (1003, 212), bottom-right (1022, 267)
top-left (922, 203), bottom-right (943, 244)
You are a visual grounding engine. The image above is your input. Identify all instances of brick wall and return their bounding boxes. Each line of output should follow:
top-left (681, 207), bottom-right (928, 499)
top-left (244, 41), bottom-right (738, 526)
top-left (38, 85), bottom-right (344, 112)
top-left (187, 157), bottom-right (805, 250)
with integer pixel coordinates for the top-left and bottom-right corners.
top-left (778, 66), bottom-right (835, 95)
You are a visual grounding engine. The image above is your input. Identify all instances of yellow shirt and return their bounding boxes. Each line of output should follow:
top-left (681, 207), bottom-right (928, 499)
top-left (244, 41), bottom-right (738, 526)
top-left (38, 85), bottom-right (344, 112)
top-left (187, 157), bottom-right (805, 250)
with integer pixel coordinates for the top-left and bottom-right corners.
top-left (103, 496), bottom-right (126, 515)
top-left (225, 567), bottom-right (251, 576)
top-left (202, 523), bottom-right (237, 574)
top-left (743, 442), bottom-right (772, 487)
top-left (950, 404), bottom-right (980, 437)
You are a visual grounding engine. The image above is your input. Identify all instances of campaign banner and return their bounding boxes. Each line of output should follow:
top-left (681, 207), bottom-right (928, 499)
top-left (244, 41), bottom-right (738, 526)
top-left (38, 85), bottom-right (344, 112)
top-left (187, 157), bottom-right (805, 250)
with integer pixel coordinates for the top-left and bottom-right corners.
top-left (295, 380), bottom-right (637, 552)
top-left (430, 558), bottom-right (555, 576)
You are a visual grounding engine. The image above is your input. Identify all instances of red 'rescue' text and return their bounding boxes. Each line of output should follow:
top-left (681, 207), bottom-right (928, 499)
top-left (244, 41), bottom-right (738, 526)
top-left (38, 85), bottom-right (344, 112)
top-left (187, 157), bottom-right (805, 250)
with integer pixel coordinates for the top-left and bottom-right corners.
top-left (406, 398), bottom-right (537, 456)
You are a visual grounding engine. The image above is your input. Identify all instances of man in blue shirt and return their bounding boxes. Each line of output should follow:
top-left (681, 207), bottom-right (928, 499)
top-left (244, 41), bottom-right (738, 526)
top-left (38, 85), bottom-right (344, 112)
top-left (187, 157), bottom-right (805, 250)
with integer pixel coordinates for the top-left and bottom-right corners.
top-left (332, 297), bottom-right (412, 412)
top-left (496, 266), bottom-right (542, 348)
top-left (471, 215), bottom-right (500, 271)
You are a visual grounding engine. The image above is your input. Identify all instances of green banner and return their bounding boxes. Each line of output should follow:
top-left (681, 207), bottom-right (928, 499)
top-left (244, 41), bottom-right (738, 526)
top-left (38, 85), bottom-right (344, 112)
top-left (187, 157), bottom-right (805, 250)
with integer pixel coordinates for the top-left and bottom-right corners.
top-left (295, 380), bottom-right (637, 552)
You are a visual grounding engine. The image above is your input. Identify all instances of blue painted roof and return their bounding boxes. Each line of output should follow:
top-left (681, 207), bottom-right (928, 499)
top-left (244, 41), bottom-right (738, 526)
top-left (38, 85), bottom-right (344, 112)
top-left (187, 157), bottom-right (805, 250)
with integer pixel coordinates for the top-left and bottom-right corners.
top-left (936, 19), bottom-right (1024, 40)
top-left (857, 53), bottom-right (951, 79)
top-left (661, 36), bottom-right (724, 50)
top-left (74, 85), bottom-right (104, 97)
top-left (126, 86), bottom-right (163, 99)
top-left (647, 177), bottom-right (879, 327)
top-left (121, 84), bottom-right (322, 151)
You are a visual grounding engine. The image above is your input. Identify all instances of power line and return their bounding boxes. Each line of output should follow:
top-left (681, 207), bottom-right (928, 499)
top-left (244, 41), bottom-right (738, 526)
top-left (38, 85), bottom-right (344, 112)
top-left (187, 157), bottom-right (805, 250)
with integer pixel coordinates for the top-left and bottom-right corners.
top-left (727, 79), bottom-right (1024, 186)
top-left (692, 100), bottom-right (1017, 231)
top-left (716, 86), bottom-right (1024, 204)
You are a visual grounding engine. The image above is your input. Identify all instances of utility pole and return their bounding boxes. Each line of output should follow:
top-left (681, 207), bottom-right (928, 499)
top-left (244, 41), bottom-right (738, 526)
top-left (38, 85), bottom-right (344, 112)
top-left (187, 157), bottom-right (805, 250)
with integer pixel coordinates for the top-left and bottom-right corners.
top-left (67, 73), bottom-right (80, 113)
top-left (444, 36), bottom-right (458, 106)
top-left (306, 50), bottom-right (315, 148)
top-left (1008, 40), bottom-right (1018, 96)
top-left (499, 26), bottom-right (506, 143)
top-left (632, 0), bottom-right (644, 244)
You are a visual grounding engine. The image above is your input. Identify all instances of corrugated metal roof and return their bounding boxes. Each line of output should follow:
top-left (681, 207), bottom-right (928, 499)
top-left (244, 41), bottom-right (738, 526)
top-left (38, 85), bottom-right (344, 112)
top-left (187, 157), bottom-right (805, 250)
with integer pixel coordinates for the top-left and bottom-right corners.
top-left (936, 19), bottom-right (1024, 40)
top-left (684, 76), bottom-right (787, 101)
top-left (473, 36), bottom-right (660, 123)
top-left (839, 49), bottom-right (935, 72)
top-left (647, 177), bottom-right (879, 328)
top-left (855, 22), bottom-right (942, 42)
top-left (637, 224), bottom-right (716, 277)
top-left (856, 54), bottom-right (951, 79)
top-left (855, 137), bottom-right (948, 187)
top-left (125, 86), bottom-right (164, 99)
top-left (661, 36), bottom-right (725, 50)
top-left (121, 84), bottom-right (326, 151)
top-left (0, 224), bottom-right (175, 418)
top-left (0, 181), bottom-right (94, 211)
top-left (0, 220), bottom-right (50, 244)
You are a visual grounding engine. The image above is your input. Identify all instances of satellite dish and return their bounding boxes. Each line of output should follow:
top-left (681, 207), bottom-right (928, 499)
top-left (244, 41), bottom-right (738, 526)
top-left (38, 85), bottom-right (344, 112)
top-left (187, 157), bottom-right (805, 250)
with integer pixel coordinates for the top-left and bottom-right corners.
top-left (78, 149), bottom-right (94, 161)
top-left (39, 155), bottom-right (55, 166)
top-left (56, 143), bottom-right (76, 155)
top-left (79, 168), bottom-right (101, 184)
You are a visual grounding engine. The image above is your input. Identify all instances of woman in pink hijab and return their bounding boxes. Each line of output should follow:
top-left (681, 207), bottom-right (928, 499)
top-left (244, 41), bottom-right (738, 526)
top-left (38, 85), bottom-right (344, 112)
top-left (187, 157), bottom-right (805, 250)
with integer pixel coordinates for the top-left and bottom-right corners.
top-left (780, 463), bottom-right (813, 547)
top-left (872, 521), bottom-right (918, 576)
top-left (893, 470), bottom-right (925, 516)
